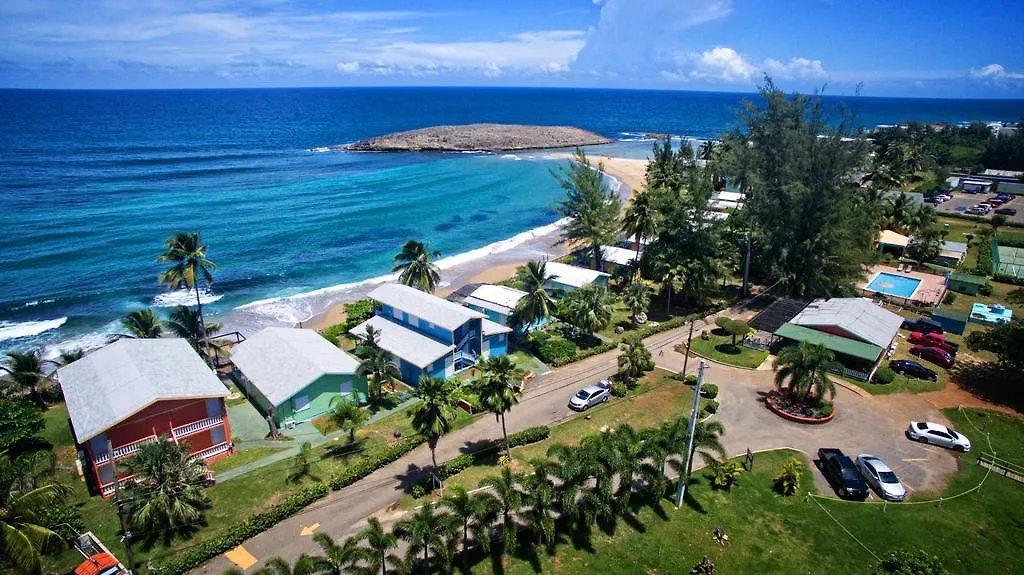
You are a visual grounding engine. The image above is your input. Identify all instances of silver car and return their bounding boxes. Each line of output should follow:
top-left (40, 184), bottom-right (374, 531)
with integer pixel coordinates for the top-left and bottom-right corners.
top-left (568, 380), bottom-right (612, 411)
top-left (855, 454), bottom-right (907, 501)
top-left (906, 421), bottom-right (971, 452)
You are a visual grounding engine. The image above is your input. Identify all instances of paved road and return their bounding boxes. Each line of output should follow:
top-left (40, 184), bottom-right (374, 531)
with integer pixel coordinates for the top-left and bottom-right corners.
top-left (194, 311), bottom-right (960, 574)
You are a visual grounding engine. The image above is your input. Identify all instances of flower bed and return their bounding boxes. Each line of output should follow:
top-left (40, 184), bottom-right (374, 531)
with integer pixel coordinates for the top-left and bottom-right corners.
top-left (765, 389), bottom-right (835, 424)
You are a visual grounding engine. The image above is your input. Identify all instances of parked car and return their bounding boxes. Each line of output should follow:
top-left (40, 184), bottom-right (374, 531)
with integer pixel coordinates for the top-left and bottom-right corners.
top-left (988, 197), bottom-right (1005, 206)
top-left (1000, 194), bottom-right (1014, 203)
top-left (888, 359), bottom-right (938, 381)
top-left (906, 421), bottom-right (971, 451)
top-left (995, 207), bottom-right (1017, 216)
top-left (855, 454), bottom-right (907, 501)
top-left (924, 196), bottom-right (940, 204)
top-left (966, 207), bottom-right (987, 215)
top-left (901, 317), bottom-right (943, 335)
top-left (568, 380), bottom-right (612, 411)
top-left (910, 345), bottom-right (954, 368)
top-left (909, 332), bottom-right (958, 355)
top-left (817, 448), bottom-right (870, 500)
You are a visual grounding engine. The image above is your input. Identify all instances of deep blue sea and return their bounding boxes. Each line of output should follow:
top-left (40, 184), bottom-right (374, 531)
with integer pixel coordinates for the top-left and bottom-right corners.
top-left (1, 87), bottom-right (1023, 355)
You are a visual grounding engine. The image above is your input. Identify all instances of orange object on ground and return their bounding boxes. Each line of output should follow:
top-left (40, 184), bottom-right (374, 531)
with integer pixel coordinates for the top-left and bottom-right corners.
top-left (74, 553), bottom-right (121, 575)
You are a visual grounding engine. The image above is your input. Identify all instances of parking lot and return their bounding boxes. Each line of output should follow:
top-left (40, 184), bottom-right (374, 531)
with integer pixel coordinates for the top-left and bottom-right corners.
top-left (934, 191), bottom-right (1024, 223)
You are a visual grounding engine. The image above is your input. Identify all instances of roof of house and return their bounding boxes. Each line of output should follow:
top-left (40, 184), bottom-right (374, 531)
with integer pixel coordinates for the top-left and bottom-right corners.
top-left (878, 229), bottom-right (910, 248)
top-left (467, 284), bottom-right (527, 313)
top-left (481, 317), bottom-right (513, 336)
top-left (962, 179), bottom-right (993, 186)
top-left (774, 323), bottom-right (883, 362)
top-left (948, 272), bottom-right (988, 286)
top-left (231, 328), bottom-right (361, 407)
top-left (57, 338), bottom-right (227, 442)
top-left (712, 191), bottom-right (744, 203)
top-left (748, 297), bottom-right (811, 334)
top-left (941, 240), bottom-right (968, 254)
top-left (446, 283), bottom-right (482, 305)
top-left (543, 261), bottom-right (610, 289)
top-left (368, 283), bottom-right (484, 331)
top-left (932, 308), bottom-right (970, 322)
top-left (600, 245), bottom-right (639, 267)
top-left (349, 316), bottom-right (453, 369)
top-left (788, 298), bottom-right (904, 349)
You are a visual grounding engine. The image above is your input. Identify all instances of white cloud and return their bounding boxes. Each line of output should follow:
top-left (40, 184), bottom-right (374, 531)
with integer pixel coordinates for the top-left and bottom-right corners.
top-left (484, 63), bottom-right (502, 77)
top-left (662, 47), bottom-right (827, 84)
top-left (336, 61), bottom-right (359, 73)
top-left (763, 57), bottom-right (827, 79)
top-left (690, 46), bottom-right (755, 82)
top-left (971, 63), bottom-right (1024, 80)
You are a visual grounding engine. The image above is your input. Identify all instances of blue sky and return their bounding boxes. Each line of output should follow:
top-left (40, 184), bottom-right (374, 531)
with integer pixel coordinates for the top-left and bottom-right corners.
top-left (1, 0), bottom-right (1022, 97)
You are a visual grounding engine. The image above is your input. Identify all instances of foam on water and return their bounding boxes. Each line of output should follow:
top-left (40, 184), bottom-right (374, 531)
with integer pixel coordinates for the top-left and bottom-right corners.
top-left (0, 317), bottom-right (69, 342)
top-left (152, 289), bottom-right (225, 307)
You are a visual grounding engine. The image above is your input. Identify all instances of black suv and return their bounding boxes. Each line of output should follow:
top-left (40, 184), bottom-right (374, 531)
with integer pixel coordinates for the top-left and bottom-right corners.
top-left (818, 448), bottom-right (870, 500)
top-left (889, 359), bottom-right (938, 381)
top-left (901, 317), bottom-right (943, 335)
top-left (995, 207), bottom-right (1017, 216)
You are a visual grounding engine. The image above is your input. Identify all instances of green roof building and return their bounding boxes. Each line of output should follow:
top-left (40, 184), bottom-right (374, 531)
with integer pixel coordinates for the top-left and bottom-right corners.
top-left (947, 272), bottom-right (988, 296)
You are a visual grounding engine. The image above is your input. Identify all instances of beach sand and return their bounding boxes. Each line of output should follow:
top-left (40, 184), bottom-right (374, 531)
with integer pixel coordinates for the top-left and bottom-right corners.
top-left (300, 153), bottom-right (644, 333)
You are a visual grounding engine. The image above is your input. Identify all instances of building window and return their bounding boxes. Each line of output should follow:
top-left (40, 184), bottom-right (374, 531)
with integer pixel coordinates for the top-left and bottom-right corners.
top-left (293, 395), bottom-right (310, 412)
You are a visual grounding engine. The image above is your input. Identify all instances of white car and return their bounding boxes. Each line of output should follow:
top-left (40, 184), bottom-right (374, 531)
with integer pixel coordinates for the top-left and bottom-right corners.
top-left (568, 380), bottom-right (612, 411)
top-left (855, 454), bottom-right (907, 501)
top-left (906, 421), bottom-right (971, 452)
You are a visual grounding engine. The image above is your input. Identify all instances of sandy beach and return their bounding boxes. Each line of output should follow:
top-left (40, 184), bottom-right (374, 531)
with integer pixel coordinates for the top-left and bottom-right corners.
top-left (301, 153), bottom-right (646, 333)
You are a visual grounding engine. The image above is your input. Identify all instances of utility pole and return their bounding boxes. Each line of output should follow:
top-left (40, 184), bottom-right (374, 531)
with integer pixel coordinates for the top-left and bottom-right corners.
top-left (682, 320), bottom-right (695, 376)
top-left (107, 441), bottom-right (136, 574)
top-left (741, 225), bottom-right (752, 298)
top-left (675, 360), bottom-right (708, 508)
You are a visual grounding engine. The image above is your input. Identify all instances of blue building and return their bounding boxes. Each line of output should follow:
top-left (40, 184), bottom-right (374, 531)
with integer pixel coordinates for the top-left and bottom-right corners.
top-left (349, 283), bottom-right (511, 385)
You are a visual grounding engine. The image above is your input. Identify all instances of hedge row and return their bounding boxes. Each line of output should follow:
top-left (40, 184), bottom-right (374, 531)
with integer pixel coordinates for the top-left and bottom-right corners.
top-left (549, 340), bottom-right (616, 367)
top-left (416, 426), bottom-right (551, 494)
top-left (152, 436), bottom-right (424, 575)
top-left (940, 211), bottom-right (1024, 228)
top-left (993, 273), bottom-right (1024, 286)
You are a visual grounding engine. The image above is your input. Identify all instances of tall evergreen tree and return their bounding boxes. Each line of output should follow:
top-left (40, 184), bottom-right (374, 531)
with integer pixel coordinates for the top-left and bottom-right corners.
top-left (553, 148), bottom-right (622, 270)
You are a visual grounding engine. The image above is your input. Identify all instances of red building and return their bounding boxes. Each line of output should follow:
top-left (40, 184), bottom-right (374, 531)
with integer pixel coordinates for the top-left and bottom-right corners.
top-left (58, 338), bottom-right (232, 497)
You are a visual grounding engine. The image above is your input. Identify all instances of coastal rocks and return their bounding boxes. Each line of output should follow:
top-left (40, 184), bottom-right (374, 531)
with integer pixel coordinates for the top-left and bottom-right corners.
top-left (343, 123), bottom-right (613, 152)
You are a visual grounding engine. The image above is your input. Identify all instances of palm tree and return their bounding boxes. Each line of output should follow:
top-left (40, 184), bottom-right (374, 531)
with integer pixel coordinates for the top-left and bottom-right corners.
top-left (328, 398), bottom-right (368, 443)
top-left (563, 284), bottom-right (613, 335)
top-left (286, 442), bottom-right (319, 484)
top-left (392, 240), bottom-right (441, 293)
top-left (120, 308), bottom-right (163, 339)
top-left (621, 281), bottom-right (652, 324)
top-left (616, 335), bottom-right (654, 385)
top-left (554, 148), bottom-right (622, 270)
top-left (440, 486), bottom-right (496, 569)
top-left (548, 439), bottom-right (616, 527)
top-left (306, 532), bottom-right (367, 575)
top-left (56, 348), bottom-right (84, 367)
top-left (1, 350), bottom-right (54, 409)
top-left (698, 140), bottom-right (717, 162)
top-left (355, 329), bottom-right (401, 407)
top-left (157, 231), bottom-right (216, 357)
top-left (477, 355), bottom-right (523, 459)
top-left (252, 556), bottom-right (320, 575)
top-left (659, 265), bottom-right (685, 316)
top-left (164, 305), bottom-right (222, 356)
top-left (887, 193), bottom-right (915, 233)
top-left (122, 435), bottom-right (211, 534)
top-left (393, 503), bottom-right (457, 572)
top-left (512, 261), bottom-right (556, 333)
top-left (772, 342), bottom-right (841, 402)
top-left (479, 468), bottom-right (524, 555)
top-left (0, 459), bottom-right (69, 575)
top-left (410, 376), bottom-right (460, 484)
top-left (358, 517), bottom-right (398, 575)
top-left (621, 191), bottom-right (658, 269)
top-left (523, 459), bottom-right (558, 547)
top-left (658, 418), bottom-right (727, 496)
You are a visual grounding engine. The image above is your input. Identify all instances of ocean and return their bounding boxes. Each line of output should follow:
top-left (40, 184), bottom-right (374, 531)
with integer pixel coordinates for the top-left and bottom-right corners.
top-left (1, 87), bottom-right (1023, 355)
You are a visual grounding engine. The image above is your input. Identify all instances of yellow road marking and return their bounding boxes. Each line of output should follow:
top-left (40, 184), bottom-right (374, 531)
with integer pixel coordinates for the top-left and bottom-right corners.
top-left (300, 523), bottom-right (320, 536)
top-left (225, 545), bottom-right (257, 569)
top-left (902, 458), bottom-right (929, 462)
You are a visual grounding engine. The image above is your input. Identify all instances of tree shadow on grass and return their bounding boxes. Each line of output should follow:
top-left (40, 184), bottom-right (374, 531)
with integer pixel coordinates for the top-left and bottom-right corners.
top-left (394, 462), bottom-right (430, 493)
top-left (322, 438), bottom-right (368, 460)
top-left (948, 360), bottom-right (1024, 414)
top-left (713, 343), bottom-right (743, 356)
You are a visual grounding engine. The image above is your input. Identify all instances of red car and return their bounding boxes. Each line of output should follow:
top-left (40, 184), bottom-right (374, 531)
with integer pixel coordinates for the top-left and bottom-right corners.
top-left (909, 332), bottom-right (958, 355)
top-left (910, 345), bottom-right (954, 368)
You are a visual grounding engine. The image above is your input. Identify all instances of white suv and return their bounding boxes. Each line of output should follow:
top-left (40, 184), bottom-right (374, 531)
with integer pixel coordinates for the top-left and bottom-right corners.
top-left (906, 421), bottom-right (971, 452)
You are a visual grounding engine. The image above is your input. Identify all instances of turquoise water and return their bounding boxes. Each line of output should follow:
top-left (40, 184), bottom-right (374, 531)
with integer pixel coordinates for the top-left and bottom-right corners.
top-left (867, 272), bottom-right (922, 298)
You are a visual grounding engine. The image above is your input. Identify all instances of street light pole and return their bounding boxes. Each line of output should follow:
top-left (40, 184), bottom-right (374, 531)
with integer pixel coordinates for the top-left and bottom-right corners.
top-left (682, 320), bottom-right (695, 376)
top-left (675, 360), bottom-right (708, 508)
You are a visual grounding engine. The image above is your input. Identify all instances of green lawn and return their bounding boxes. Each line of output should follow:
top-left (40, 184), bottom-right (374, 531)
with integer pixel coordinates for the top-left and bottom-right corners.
top-left (472, 407), bottom-right (1024, 575)
top-left (208, 445), bottom-right (286, 472)
top-left (687, 329), bottom-right (769, 369)
top-left (842, 372), bottom-right (944, 395)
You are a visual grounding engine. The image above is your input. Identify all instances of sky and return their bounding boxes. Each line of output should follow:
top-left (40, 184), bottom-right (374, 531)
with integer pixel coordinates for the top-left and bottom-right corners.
top-left (1, 0), bottom-right (1023, 97)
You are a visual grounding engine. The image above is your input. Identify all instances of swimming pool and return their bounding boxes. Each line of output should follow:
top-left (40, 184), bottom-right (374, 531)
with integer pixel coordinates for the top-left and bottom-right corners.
top-left (866, 272), bottom-right (922, 299)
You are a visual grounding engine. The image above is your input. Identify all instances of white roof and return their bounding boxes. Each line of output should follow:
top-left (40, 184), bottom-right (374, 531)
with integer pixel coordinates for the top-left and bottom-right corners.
top-left (712, 191), bottom-right (744, 203)
top-left (481, 317), bottom-right (513, 336)
top-left (231, 328), bottom-right (361, 407)
top-left (467, 284), bottom-right (526, 314)
top-left (962, 179), bottom-right (993, 186)
top-left (790, 298), bottom-right (904, 349)
top-left (600, 245), bottom-right (639, 267)
top-left (710, 199), bottom-right (742, 211)
top-left (879, 229), bottom-right (910, 248)
top-left (983, 169), bottom-right (1023, 178)
top-left (349, 316), bottom-right (453, 369)
top-left (543, 261), bottom-right (610, 289)
top-left (942, 240), bottom-right (968, 254)
top-left (57, 339), bottom-right (227, 442)
top-left (708, 211), bottom-right (730, 220)
top-left (368, 283), bottom-right (484, 331)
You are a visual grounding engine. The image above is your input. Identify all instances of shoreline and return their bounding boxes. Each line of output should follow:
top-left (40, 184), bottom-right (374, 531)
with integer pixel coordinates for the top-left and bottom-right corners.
top-left (299, 155), bottom-right (646, 333)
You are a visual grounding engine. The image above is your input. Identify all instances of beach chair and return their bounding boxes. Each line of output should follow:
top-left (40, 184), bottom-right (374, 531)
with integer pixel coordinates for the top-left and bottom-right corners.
top-left (905, 265), bottom-right (913, 273)
top-left (896, 263), bottom-right (905, 272)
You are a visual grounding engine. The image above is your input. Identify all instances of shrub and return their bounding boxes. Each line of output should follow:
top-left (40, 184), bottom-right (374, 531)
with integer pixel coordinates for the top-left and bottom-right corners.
top-left (507, 426), bottom-right (550, 447)
top-left (943, 291), bottom-right (957, 305)
top-left (343, 299), bottom-right (376, 328)
top-left (328, 437), bottom-right (424, 490)
top-left (700, 383), bottom-right (719, 399)
top-left (410, 484), bottom-right (427, 499)
top-left (993, 273), bottom-right (1024, 286)
top-left (610, 381), bottom-right (628, 397)
top-left (320, 323), bottom-right (347, 346)
top-left (979, 282), bottom-right (994, 296)
top-left (872, 367), bottom-right (896, 385)
top-left (872, 550), bottom-right (950, 575)
top-left (773, 459), bottom-right (802, 496)
top-left (702, 400), bottom-right (719, 415)
top-left (684, 374), bottom-right (698, 385)
top-left (708, 460), bottom-right (744, 489)
top-left (530, 332), bottom-right (579, 365)
top-left (0, 400), bottom-right (44, 452)
top-left (817, 402), bottom-right (835, 418)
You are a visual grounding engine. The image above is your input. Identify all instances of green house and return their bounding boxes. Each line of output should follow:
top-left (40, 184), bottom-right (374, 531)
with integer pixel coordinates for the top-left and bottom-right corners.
top-left (231, 327), bottom-right (366, 426)
top-left (947, 272), bottom-right (987, 296)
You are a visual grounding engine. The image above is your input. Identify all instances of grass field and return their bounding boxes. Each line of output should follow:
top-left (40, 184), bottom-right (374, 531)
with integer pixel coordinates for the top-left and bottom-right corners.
top-left (475, 407), bottom-right (1024, 575)
top-left (687, 328), bottom-right (769, 369)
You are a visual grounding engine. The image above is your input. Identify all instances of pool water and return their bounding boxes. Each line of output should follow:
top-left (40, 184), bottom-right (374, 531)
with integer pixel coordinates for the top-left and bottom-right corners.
top-left (867, 272), bottom-right (922, 298)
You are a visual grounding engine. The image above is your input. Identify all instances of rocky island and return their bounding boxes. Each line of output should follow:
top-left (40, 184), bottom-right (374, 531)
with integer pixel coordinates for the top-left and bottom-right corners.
top-left (342, 123), bottom-right (613, 152)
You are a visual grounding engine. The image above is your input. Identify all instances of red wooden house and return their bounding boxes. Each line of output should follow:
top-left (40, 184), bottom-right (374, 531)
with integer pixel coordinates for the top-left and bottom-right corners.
top-left (58, 338), bottom-right (232, 497)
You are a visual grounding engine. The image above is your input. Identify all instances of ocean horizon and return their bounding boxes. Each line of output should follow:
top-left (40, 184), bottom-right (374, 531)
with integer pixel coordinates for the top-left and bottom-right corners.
top-left (2, 86), bottom-right (1023, 356)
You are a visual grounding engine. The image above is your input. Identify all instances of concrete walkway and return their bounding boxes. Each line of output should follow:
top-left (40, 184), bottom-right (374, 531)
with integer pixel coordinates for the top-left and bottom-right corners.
top-left (192, 305), bottom-right (959, 575)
